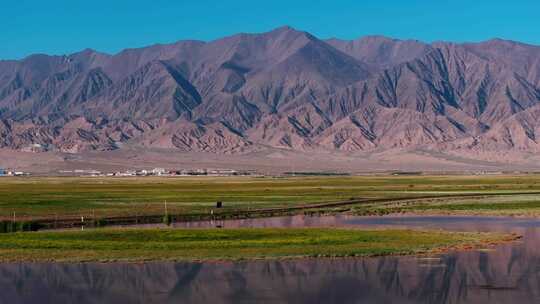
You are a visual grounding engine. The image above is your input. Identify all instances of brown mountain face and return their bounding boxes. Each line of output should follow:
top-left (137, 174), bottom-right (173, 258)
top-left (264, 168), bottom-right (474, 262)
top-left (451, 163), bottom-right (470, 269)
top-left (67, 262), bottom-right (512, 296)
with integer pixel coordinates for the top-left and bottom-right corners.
top-left (1, 26), bottom-right (540, 161)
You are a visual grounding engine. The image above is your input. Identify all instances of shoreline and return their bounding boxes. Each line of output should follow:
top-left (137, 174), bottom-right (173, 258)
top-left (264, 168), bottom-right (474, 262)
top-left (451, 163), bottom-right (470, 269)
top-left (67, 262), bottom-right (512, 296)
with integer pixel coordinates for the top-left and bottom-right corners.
top-left (4, 191), bottom-right (540, 232)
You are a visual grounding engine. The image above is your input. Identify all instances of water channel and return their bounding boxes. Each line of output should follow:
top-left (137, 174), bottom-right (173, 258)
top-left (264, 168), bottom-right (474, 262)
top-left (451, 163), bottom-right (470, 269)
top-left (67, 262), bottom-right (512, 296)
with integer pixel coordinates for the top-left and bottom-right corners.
top-left (1, 215), bottom-right (539, 303)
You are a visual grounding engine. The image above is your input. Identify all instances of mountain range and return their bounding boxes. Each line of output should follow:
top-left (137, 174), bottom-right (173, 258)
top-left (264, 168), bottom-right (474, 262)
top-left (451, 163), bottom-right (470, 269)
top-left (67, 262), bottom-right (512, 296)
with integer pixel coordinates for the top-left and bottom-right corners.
top-left (2, 26), bottom-right (540, 166)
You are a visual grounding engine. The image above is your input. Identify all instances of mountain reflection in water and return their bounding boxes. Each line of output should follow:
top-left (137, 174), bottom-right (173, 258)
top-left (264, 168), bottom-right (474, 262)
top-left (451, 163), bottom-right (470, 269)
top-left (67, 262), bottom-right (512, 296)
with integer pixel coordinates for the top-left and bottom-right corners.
top-left (1, 216), bottom-right (539, 304)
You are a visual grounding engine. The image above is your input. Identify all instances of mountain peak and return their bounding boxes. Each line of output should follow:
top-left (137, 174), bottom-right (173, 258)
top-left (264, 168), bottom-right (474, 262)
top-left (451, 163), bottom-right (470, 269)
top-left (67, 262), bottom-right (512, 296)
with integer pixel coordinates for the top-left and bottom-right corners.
top-left (479, 38), bottom-right (539, 49)
top-left (271, 25), bottom-right (297, 33)
top-left (68, 48), bottom-right (110, 59)
top-left (2, 28), bottom-right (540, 162)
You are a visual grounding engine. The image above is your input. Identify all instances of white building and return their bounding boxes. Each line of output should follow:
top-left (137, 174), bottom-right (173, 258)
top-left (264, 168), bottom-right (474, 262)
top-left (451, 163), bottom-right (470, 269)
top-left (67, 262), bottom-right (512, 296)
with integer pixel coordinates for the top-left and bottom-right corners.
top-left (152, 168), bottom-right (167, 176)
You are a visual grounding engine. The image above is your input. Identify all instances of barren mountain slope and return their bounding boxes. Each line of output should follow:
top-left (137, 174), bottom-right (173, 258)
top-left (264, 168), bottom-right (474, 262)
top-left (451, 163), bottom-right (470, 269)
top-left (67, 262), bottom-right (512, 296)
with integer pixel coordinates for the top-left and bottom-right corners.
top-left (1, 26), bottom-right (539, 168)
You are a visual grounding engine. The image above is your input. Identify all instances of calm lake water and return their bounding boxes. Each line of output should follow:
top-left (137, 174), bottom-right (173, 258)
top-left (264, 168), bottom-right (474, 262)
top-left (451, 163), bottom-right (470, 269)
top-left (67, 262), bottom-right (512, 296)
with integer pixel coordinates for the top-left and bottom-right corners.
top-left (1, 215), bottom-right (540, 304)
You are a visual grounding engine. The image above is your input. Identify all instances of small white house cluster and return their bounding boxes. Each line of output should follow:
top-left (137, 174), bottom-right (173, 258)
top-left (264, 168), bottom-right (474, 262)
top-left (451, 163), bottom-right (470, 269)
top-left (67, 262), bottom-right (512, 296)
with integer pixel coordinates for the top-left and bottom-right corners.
top-left (0, 168), bottom-right (28, 177)
top-left (107, 168), bottom-right (169, 177)
top-left (57, 167), bottom-right (252, 177)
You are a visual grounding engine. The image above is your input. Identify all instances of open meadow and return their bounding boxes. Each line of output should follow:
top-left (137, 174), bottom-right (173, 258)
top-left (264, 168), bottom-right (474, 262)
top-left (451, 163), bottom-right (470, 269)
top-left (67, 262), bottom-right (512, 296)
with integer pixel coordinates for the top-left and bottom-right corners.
top-left (1, 175), bottom-right (540, 223)
top-left (0, 174), bottom-right (533, 262)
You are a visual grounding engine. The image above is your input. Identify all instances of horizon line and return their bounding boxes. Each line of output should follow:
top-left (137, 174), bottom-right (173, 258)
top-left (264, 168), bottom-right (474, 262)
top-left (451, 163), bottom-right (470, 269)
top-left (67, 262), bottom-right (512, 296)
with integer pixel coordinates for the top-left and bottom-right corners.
top-left (3, 25), bottom-right (539, 61)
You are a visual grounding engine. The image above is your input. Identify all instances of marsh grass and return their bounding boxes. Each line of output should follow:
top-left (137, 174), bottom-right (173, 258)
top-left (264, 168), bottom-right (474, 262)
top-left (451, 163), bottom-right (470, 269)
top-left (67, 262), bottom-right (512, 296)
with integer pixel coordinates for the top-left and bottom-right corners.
top-left (353, 194), bottom-right (540, 216)
top-left (0, 227), bottom-right (507, 262)
top-left (2, 175), bottom-right (540, 221)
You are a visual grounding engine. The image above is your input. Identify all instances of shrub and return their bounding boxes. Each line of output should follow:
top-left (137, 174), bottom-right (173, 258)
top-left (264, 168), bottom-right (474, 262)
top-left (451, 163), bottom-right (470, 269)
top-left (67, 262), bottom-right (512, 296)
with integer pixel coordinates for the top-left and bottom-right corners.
top-left (93, 218), bottom-right (106, 228)
top-left (163, 214), bottom-right (173, 226)
top-left (0, 221), bottom-right (7, 233)
top-left (0, 221), bottom-right (43, 233)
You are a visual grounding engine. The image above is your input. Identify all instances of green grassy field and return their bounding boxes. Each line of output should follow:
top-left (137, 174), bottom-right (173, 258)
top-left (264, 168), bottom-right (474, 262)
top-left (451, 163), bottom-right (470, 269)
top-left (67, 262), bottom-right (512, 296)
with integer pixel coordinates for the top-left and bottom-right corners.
top-left (2, 175), bottom-right (540, 221)
top-left (354, 194), bottom-right (540, 217)
top-left (0, 227), bottom-right (509, 262)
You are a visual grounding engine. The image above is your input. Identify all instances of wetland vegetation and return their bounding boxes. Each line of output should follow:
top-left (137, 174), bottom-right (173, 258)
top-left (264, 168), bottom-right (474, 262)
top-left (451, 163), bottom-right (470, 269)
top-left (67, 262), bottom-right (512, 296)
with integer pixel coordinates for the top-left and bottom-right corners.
top-left (2, 175), bottom-right (540, 222)
top-left (0, 227), bottom-right (510, 262)
top-left (0, 174), bottom-right (534, 262)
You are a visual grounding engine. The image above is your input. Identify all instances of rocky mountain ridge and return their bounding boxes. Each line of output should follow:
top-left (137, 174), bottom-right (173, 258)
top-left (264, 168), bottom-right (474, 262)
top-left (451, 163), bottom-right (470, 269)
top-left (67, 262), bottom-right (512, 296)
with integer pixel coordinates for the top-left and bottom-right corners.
top-left (1, 26), bottom-right (539, 161)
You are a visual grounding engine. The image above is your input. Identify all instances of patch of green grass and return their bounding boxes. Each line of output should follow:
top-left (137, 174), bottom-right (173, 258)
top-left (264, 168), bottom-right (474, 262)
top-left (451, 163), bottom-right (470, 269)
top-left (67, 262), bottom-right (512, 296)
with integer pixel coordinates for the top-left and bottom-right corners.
top-left (353, 194), bottom-right (540, 216)
top-left (2, 175), bottom-right (540, 220)
top-left (0, 228), bottom-right (507, 262)
top-left (412, 201), bottom-right (540, 211)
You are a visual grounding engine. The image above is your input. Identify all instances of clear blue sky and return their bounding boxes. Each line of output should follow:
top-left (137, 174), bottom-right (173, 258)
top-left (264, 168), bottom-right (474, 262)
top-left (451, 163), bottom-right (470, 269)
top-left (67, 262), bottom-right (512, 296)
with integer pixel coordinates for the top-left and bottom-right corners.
top-left (2, 0), bottom-right (540, 59)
